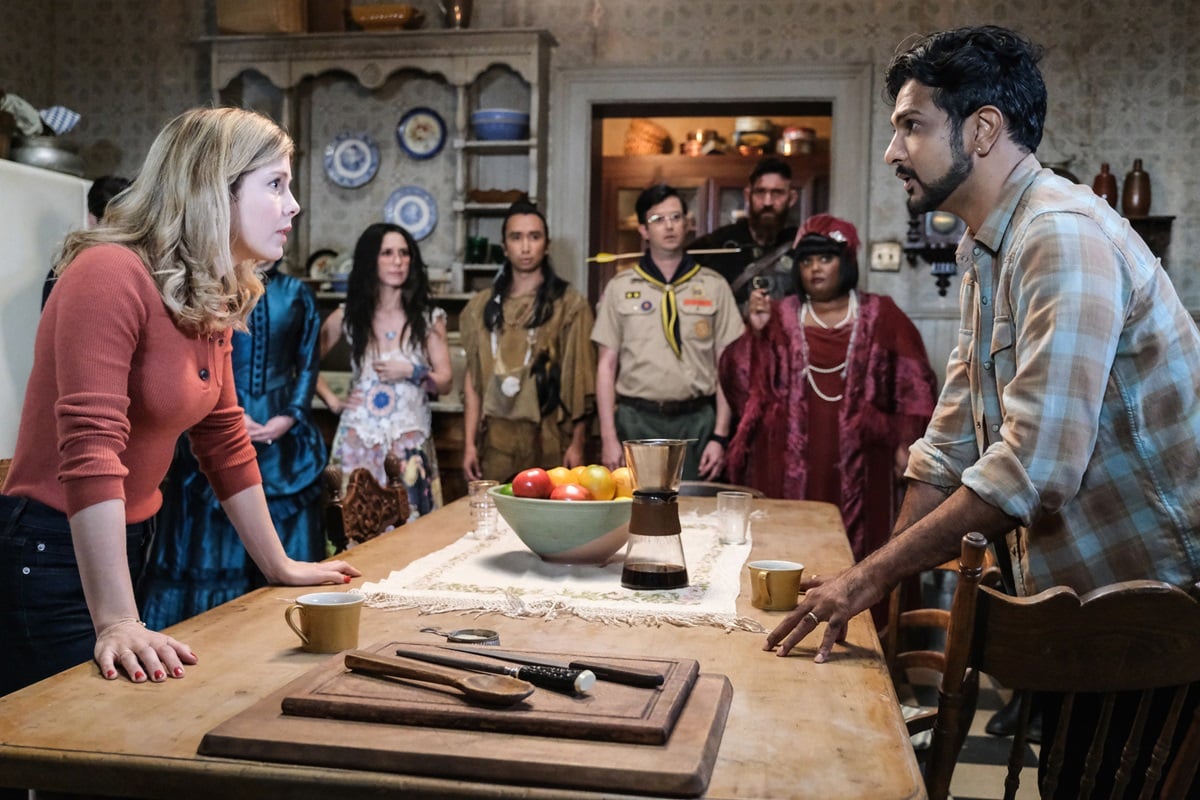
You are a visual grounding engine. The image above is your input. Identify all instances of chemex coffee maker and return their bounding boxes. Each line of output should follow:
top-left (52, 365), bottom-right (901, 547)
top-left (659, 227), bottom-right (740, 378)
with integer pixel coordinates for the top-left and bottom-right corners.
top-left (620, 439), bottom-right (689, 590)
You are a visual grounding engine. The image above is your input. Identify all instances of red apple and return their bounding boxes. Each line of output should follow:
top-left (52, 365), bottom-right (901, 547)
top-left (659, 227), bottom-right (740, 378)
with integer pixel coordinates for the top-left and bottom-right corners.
top-left (512, 467), bottom-right (553, 499)
top-left (550, 483), bottom-right (593, 501)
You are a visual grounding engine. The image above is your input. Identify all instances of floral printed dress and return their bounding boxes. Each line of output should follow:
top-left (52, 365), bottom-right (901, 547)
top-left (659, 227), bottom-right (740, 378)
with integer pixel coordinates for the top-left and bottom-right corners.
top-left (329, 308), bottom-right (446, 520)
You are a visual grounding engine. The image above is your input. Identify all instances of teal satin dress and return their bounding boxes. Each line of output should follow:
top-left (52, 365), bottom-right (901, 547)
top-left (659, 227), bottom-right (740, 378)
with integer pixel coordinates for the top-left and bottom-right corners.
top-left (139, 269), bottom-right (327, 630)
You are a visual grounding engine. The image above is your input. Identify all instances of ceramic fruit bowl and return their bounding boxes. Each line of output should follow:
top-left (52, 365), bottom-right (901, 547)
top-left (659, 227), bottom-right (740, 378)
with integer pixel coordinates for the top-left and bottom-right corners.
top-left (489, 487), bottom-right (632, 565)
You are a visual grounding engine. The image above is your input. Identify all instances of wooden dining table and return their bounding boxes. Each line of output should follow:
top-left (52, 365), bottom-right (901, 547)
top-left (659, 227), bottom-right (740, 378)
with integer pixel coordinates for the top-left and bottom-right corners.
top-left (0, 496), bottom-right (924, 799)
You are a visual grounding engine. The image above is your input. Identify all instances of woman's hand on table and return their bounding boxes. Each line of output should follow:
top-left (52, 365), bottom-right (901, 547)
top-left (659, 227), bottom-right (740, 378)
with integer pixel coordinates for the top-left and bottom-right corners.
top-left (763, 568), bottom-right (881, 662)
top-left (270, 557), bottom-right (362, 587)
top-left (95, 618), bottom-right (197, 684)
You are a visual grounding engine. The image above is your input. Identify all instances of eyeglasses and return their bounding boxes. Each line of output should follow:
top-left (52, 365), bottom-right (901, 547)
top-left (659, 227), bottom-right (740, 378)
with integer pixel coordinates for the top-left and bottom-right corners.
top-left (645, 211), bottom-right (685, 227)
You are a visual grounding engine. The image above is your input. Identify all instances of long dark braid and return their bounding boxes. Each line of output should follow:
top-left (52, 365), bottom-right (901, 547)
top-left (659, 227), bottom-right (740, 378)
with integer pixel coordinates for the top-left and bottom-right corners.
top-left (344, 223), bottom-right (432, 369)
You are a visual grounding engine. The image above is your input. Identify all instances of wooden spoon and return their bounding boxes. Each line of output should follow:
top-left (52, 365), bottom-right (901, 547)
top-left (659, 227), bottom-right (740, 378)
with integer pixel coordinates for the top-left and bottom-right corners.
top-left (344, 650), bottom-right (535, 706)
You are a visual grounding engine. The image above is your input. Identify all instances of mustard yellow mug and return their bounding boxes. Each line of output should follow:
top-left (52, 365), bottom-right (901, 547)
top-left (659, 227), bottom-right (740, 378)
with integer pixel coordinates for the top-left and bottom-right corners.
top-left (284, 591), bottom-right (363, 653)
top-left (748, 560), bottom-right (805, 612)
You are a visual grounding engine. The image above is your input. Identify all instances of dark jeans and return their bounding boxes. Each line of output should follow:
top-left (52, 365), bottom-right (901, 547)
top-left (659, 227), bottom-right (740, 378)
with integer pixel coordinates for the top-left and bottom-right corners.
top-left (0, 494), bottom-right (151, 697)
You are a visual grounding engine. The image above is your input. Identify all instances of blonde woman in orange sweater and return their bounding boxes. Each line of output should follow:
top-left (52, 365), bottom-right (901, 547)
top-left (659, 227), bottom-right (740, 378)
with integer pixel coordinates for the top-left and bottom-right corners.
top-left (0, 108), bottom-right (359, 697)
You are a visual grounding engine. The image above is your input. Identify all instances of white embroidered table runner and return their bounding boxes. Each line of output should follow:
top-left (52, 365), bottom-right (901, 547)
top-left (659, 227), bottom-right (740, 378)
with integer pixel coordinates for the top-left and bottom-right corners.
top-left (359, 508), bottom-right (765, 632)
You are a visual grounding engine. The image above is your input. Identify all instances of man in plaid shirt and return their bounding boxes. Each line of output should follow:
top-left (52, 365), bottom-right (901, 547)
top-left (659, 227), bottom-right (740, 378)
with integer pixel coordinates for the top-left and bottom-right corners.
top-left (772, 20), bottom-right (1200, 660)
top-left (768, 25), bottom-right (1200, 793)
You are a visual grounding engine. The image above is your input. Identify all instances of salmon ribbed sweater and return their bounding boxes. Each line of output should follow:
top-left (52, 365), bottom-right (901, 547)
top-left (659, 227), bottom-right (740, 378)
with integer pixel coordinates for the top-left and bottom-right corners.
top-left (3, 244), bottom-right (260, 522)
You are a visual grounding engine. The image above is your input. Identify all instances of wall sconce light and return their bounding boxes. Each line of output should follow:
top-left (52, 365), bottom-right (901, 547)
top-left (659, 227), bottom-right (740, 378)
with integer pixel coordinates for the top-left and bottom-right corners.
top-left (903, 211), bottom-right (966, 296)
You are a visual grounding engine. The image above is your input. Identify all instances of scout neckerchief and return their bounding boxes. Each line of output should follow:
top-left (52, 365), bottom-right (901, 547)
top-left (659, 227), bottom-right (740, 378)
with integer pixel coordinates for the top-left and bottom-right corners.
top-left (633, 253), bottom-right (701, 359)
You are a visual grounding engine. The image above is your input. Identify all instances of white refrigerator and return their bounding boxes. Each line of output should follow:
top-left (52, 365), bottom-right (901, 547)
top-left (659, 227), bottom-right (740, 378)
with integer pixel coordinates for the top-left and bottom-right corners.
top-left (0, 158), bottom-right (90, 456)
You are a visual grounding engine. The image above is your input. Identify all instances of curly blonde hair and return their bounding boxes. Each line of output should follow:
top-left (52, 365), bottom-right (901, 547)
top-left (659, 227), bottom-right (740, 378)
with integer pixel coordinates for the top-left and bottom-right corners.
top-left (56, 107), bottom-right (295, 334)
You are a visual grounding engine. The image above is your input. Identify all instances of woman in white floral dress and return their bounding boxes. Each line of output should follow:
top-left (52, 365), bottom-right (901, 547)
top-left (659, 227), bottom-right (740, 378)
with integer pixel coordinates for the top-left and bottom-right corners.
top-left (317, 223), bottom-right (453, 520)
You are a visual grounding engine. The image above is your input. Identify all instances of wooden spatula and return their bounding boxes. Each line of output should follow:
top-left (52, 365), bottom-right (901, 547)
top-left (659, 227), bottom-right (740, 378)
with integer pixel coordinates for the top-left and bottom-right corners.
top-left (344, 650), bottom-right (535, 706)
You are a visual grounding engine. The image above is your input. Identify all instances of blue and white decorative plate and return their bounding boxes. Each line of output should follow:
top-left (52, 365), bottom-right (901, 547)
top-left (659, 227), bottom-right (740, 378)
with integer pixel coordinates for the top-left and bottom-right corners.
top-left (396, 107), bottom-right (447, 160)
top-left (385, 185), bottom-right (437, 241)
top-left (323, 131), bottom-right (380, 188)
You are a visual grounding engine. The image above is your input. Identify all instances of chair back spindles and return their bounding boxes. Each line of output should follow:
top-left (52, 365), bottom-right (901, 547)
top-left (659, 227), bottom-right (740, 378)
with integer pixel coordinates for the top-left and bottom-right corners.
top-left (924, 531), bottom-right (989, 800)
top-left (924, 533), bottom-right (1200, 800)
top-left (1109, 689), bottom-right (1151, 799)
top-left (1160, 699), bottom-right (1200, 798)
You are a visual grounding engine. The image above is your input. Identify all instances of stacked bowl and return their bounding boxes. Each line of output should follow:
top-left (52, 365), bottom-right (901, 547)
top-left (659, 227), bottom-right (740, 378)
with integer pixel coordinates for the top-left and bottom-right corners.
top-left (470, 109), bottom-right (530, 141)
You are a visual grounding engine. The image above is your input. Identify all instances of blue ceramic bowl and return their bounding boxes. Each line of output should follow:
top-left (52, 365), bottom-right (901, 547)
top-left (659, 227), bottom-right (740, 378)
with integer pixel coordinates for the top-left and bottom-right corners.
top-left (489, 486), bottom-right (631, 565)
top-left (470, 108), bottom-right (530, 141)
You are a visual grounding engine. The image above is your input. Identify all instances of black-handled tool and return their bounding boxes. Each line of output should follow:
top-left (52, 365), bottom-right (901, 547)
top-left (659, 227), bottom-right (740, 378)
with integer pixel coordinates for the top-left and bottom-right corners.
top-left (394, 646), bottom-right (596, 694)
top-left (439, 644), bottom-right (665, 688)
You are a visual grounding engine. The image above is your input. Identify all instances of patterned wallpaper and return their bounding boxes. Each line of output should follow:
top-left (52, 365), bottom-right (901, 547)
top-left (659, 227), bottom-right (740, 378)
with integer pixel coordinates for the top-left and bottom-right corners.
top-left (2, 0), bottom-right (1196, 309)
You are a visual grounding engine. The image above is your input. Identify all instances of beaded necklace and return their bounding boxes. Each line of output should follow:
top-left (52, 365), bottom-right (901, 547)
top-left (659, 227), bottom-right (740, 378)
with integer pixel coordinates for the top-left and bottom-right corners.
top-left (796, 289), bottom-right (859, 403)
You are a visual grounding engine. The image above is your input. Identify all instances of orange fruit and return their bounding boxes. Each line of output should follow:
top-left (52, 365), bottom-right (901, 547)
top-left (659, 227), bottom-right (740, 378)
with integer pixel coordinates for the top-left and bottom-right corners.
top-left (578, 463), bottom-right (616, 501)
top-left (611, 466), bottom-right (635, 498)
top-left (546, 466), bottom-right (575, 487)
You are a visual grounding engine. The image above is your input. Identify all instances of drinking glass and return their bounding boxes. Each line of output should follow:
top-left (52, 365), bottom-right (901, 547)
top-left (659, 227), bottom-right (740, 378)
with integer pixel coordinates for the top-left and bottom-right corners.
top-left (717, 490), bottom-right (752, 545)
top-left (468, 480), bottom-right (499, 539)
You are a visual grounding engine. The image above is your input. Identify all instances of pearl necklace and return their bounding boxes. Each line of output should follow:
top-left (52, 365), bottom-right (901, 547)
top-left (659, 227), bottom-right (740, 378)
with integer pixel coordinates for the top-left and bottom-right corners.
top-left (797, 289), bottom-right (859, 403)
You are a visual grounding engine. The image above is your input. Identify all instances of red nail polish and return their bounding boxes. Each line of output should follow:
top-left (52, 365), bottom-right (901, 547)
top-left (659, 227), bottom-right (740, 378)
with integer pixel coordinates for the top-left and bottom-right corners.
top-left (106, 670), bottom-right (117, 679)
top-left (134, 671), bottom-right (145, 680)
top-left (174, 667), bottom-right (184, 677)
top-left (154, 670), bottom-right (165, 680)
top-left (344, 575), bottom-right (352, 583)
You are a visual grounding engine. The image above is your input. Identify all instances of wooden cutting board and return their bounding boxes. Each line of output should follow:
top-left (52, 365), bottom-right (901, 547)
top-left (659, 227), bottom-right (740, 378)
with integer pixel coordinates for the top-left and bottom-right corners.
top-left (199, 646), bottom-right (732, 797)
top-left (279, 640), bottom-right (699, 745)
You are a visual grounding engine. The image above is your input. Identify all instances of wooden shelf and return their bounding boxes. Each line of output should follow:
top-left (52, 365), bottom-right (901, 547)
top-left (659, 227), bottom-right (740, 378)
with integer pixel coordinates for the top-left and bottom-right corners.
top-left (206, 28), bottom-right (555, 296)
top-left (1127, 215), bottom-right (1174, 265)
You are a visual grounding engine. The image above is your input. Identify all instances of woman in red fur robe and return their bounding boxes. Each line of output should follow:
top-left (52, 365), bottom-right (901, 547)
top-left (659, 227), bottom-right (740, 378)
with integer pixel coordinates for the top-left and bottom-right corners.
top-left (719, 214), bottom-right (939, 565)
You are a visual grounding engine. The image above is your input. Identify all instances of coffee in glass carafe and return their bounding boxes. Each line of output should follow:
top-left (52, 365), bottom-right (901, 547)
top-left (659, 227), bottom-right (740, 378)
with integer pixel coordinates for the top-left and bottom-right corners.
top-left (620, 439), bottom-right (689, 590)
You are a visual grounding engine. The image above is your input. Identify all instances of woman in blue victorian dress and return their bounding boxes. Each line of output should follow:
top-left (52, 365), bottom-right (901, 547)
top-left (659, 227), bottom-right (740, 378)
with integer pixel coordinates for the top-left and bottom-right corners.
top-left (140, 264), bottom-right (328, 630)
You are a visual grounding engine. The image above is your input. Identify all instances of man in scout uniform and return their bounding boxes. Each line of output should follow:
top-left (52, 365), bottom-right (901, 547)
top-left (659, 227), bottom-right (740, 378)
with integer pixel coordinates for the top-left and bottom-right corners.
top-left (592, 184), bottom-right (744, 480)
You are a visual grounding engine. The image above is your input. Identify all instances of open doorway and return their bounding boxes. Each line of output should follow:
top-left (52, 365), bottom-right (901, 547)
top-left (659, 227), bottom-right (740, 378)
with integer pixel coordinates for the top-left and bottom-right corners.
top-left (549, 64), bottom-right (873, 303)
top-left (589, 100), bottom-right (832, 302)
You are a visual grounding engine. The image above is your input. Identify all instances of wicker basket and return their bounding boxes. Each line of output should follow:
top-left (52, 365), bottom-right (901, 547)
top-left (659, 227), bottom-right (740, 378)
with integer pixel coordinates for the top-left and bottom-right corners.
top-left (217, 0), bottom-right (307, 34)
top-left (624, 118), bottom-right (671, 156)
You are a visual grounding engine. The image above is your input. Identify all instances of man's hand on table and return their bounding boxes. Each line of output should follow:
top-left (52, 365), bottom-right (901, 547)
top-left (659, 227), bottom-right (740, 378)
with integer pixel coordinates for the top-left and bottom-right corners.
top-left (763, 567), bottom-right (884, 662)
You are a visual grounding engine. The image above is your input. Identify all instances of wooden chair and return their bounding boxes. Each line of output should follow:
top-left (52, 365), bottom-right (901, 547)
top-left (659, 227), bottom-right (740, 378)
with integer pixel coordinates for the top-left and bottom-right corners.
top-left (883, 549), bottom-right (1001, 745)
top-left (924, 531), bottom-right (1200, 800)
top-left (322, 452), bottom-right (410, 552)
top-left (0, 457), bottom-right (10, 489)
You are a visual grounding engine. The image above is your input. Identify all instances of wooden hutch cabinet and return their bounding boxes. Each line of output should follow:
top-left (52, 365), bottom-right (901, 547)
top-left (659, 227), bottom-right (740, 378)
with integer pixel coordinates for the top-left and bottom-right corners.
top-left (205, 29), bottom-right (556, 503)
